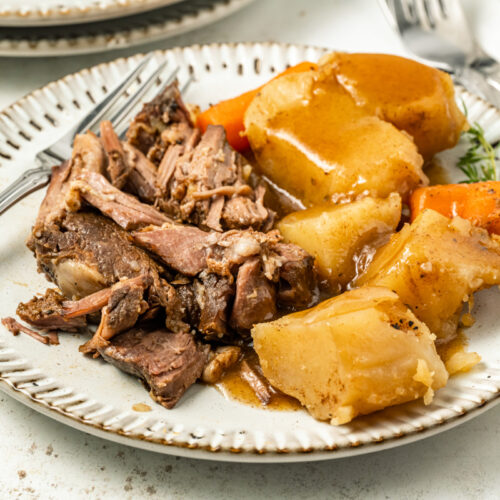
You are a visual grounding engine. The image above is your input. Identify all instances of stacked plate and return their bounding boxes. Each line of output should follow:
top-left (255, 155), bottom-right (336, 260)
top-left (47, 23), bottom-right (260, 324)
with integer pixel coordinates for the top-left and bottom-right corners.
top-left (0, 0), bottom-right (255, 56)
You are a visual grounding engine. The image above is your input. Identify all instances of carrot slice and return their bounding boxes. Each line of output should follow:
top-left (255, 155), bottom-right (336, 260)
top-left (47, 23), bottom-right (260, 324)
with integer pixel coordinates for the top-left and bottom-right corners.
top-left (196, 61), bottom-right (318, 151)
top-left (410, 181), bottom-right (500, 234)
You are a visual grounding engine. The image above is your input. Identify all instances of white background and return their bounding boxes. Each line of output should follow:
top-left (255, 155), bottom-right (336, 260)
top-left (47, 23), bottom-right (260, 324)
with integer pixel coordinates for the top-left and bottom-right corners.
top-left (1, 0), bottom-right (500, 498)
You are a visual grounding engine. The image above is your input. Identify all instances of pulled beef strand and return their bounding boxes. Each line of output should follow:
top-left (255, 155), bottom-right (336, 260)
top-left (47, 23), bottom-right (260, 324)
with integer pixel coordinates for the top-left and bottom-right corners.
top-left (2, 317), bottom-right (59, 346)
top-left (67, 170), bottom-right (170, 230)
top-left (100, 120), bottom-right (132, 189)
top-left (239, 360), bottom-right (274, 405)
top-left (123, 142), bottom-right (159, 203)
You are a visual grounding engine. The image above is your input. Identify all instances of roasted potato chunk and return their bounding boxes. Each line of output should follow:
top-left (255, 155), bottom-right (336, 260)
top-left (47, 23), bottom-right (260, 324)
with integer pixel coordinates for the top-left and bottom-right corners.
top-left (357, 209), bottom-right (500, 341)
top-left (321, 53), bottom-right (467, 160)
top-left (244, 69), bottom-right (426, 206)
top-left (252, 286), bottom-right (448, 425)
top-left (278, 194), bottom-right (401, 290)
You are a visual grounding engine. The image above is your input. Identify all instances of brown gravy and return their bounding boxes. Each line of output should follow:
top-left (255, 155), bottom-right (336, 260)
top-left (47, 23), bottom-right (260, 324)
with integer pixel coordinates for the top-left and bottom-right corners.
top-left (215, 348), bottom-right (302, 411)
top-left (426, 157), bottom-right (451, 185)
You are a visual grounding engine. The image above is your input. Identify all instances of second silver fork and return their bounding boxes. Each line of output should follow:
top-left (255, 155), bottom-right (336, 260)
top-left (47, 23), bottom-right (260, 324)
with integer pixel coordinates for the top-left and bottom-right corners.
top-left (380, 0), bottom-right (500, 107)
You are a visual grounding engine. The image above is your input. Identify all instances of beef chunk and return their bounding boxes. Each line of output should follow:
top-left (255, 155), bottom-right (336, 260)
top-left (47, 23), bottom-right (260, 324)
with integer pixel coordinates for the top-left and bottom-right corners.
top-left (205, 229), bottom-right (280, 276)
top-left (201, 346), bottom-right (241, 383)
top-left (133, 225), bottom-right (276, 278)
top-left (230, 258), bottom-right (277, 331)
top-left (99, 328), bottom-right (209, 409)
top-left (67, 171), bottom-right (169, 230)
top-left (156, 125), bottom-right (274, 232)
top-left (29, 212), bottom-right (164, 300)
top-left (221, 185), bottom-right (273, 232)
top-left (17, 288), bottom-right (86, 331)
top-left (156, 144), bottom-right (183, 199)
top-left (80, 276), bottom-right (150, 355)
top-left (126, 81), bottom-right (195, 165)
top-left (272, 243), bottom-right (318, 309)
top-left (194, 273), bottom-right (234, 338)
top-left (106, 279), bottom-right (149, 333)
top-left (15, 282), bottom-right (141, 335)
top-left (71, 132), bottom-right (106, 175)
top-left (175, 283), bottom-right (200, 327)
top-left (133, 224), bottom-right (215, 276)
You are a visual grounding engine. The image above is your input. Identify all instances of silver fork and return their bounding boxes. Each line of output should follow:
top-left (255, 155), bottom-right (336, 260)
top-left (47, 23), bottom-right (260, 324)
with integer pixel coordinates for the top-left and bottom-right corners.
top-left (380, 0), bottom-right (500, 107)
top-left (0, 55), bottom-right (181, 215)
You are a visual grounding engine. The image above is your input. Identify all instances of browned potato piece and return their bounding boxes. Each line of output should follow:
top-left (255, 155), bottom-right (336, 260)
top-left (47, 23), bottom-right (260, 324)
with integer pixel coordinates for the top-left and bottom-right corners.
top-left (252, 286), bottom-right (448, 425)
top-left (357, 209), bottom-right (500, 341)
top-left (278, 194), bottom-right (401, 290)
top-left (321, 53), bottom-right (467, 160)
top-left (244, 69), bottom-right (426, 206)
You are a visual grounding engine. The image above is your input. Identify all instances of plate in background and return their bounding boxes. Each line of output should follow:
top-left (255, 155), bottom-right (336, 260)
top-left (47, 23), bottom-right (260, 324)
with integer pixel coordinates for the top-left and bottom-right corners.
top-left (0, 0), bottom-right (183, 26)
top-left (0, 0), bottom-right (255, 56)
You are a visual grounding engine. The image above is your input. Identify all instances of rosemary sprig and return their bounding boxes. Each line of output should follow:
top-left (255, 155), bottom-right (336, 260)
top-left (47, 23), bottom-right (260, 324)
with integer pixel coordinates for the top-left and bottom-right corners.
top-left (457, 104), bottom-right (499, 183)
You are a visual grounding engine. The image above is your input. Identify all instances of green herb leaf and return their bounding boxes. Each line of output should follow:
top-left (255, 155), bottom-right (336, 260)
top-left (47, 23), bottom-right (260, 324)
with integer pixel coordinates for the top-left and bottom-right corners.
top-left (457, 104), bottom-right (499, 183)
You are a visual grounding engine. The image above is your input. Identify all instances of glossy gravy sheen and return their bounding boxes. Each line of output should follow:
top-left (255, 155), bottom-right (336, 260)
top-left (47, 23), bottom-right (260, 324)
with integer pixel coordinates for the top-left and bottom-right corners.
top-left (215, 349), bottom-right (302, 411)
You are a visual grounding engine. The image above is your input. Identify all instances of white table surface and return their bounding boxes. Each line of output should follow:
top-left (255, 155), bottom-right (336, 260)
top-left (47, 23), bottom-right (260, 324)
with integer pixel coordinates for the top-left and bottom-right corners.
top-left (1, 0), bottom-right (500, 498)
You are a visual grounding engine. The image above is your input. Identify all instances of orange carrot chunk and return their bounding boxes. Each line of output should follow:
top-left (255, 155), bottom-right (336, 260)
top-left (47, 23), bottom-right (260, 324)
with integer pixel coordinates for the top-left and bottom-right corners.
top-left (196, 61), bottom-right (318, 151)
top-left (410, 181), bottom-right (500, 234)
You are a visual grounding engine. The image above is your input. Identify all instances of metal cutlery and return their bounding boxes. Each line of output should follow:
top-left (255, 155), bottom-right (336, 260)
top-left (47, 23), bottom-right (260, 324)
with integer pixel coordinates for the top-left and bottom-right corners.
top-left (0, 55), bottom-right (184, 215)
top-left (380, 0), bottom-right (500, 107)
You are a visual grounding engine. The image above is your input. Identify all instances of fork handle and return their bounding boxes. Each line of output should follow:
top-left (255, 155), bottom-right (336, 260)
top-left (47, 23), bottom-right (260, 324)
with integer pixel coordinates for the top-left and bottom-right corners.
top-left (480, 63), bottom-right (500, 103)
top-left (0, 165), bottom-right (52, 215)
top-left (456, 65), bottom-right (500, 109)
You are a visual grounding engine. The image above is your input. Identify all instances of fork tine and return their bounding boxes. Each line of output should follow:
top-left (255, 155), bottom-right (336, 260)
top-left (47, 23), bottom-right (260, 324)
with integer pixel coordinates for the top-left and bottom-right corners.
top-left (386, 0), bottom-right (416, 30)
top-left (413, 0), bottom-right (434, 29)
top-left (113, 63), bottom-right (179, 138)
top-left (425, 0), bottom-right (453, 29)
top-left (401, 0), bottom-right (417, 23)
top-left (74, 53), bottom-right (155, 136)
top-left (111, 61), bottom-right (173, 129)
top-left (38, 149), bottom-right (62, 165)
top-left (180, 74), bottom-right (195, 94)
top-left (42, 53), bottom-right (156, 162)
top-left (435, 0), bottom-right (449, 18)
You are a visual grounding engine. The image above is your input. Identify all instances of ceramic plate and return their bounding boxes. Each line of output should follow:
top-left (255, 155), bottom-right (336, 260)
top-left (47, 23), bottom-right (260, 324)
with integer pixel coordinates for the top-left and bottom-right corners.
top-left (0, 0), bottom-right (255, 57)
top-left (0, 42), bottom-right (499, 463)
top-left (0, 0), bottom-right (182, 26)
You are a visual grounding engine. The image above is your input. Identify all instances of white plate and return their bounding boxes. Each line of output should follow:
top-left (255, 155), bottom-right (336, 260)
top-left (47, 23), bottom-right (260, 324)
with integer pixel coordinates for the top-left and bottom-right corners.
top-left (0, 0), bottom-right (182, 26)
top-left (0, 0), bottom-right (255, 57)
top-left (0, 42), bottom-right (499, 463)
